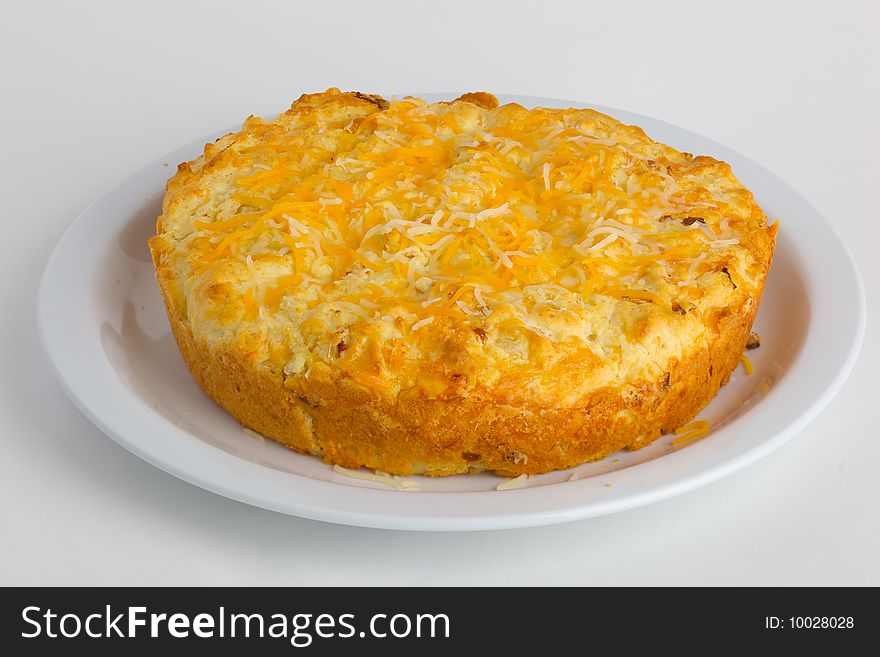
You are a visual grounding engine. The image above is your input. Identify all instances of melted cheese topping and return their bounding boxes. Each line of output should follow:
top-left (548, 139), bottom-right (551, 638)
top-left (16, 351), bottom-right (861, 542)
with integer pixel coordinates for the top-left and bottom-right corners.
top-left (190, 99), bottom-right (748, 320)
top-left (157, 90), bottom-right (775, 401)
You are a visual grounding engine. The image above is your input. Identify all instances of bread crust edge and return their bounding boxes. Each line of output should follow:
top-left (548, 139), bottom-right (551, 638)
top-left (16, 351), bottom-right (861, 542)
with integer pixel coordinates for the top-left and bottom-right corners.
top-left (155, 268), bottom-right (761, 477)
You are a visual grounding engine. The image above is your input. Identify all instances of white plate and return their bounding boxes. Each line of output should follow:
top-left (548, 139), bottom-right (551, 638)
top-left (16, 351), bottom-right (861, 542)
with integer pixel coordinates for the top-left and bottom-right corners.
top-left (38, 94), bottom-right (865, 531)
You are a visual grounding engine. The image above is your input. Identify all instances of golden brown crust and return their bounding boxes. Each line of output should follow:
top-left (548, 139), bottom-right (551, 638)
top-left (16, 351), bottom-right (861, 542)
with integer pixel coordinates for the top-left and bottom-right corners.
top-left (150, 89), bottom-right (776, 477)
top-left (160, 269), bottom-right (760, 476)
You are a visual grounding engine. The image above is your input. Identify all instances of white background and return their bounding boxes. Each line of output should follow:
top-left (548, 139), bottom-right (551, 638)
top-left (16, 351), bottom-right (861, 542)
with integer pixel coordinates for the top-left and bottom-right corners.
top-left (1, 0), bottom-right (877, 585)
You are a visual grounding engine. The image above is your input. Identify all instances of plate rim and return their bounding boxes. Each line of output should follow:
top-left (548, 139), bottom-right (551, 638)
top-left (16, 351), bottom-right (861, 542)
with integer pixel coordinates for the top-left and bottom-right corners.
top-left (37, 94), bottom-right (867, 530)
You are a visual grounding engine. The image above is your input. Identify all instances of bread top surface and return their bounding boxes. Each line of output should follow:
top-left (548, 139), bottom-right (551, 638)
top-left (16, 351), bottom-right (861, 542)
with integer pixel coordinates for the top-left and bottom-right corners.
top-left (150, 89), bottom-right (776, 407)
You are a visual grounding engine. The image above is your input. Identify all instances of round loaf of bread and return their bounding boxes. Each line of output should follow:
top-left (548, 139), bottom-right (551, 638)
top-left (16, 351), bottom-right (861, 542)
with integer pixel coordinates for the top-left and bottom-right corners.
top-left (149, 89), bottom-right (776, 477)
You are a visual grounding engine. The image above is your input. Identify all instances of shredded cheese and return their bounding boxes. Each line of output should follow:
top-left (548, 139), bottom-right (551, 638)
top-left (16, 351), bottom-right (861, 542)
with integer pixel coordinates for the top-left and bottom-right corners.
top-left (186, 95), bottom-right (754, 342)
top-left (671, 419), bottom-right (711, 446)
top-left (242, 427), bottom-right (266, 442)
top-left (332, 465), bottom-right (421, 490)
top-left (411, 316), bottom-right (435, 331)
